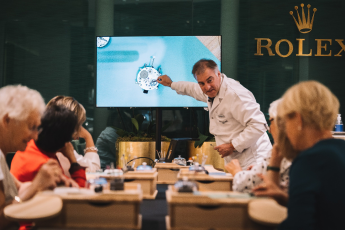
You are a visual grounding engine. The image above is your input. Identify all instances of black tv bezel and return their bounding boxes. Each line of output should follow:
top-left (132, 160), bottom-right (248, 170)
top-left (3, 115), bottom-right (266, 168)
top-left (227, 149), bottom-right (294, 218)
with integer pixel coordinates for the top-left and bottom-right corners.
top-left (95, 35), bottom-right (222, 108)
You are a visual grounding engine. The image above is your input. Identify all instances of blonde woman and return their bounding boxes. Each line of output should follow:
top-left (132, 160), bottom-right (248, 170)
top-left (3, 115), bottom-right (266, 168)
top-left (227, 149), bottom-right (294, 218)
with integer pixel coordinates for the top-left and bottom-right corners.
top-left (254, 81), bottom-right (345, 230)
top-left (47, 96), bottom-right (100, 174)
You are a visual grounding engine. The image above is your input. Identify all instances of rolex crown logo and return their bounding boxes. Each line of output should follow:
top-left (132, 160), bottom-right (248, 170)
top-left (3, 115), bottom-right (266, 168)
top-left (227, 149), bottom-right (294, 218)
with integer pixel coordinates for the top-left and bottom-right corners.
top-left (290, 3), bottom-right (317, 34)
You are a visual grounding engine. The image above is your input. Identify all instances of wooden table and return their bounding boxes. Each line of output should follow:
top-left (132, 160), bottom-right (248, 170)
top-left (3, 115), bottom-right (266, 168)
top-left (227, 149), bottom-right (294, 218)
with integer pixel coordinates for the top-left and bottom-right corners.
top-left (166, 186), bottom-right (275, 230)
top-left (87, 169), bottom-right (158, 199)
top-left (177, 166), bottom-right (233, 191)
top-left (154, 163), bottom-right (189, 184)
top-left (5, 184), bottom-right (143, 229)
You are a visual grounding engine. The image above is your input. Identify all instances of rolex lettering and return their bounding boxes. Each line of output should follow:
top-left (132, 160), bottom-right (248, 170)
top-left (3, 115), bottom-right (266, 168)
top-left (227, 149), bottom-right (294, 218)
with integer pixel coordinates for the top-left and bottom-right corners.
top-left (254, 3), bottom-right (345, 58)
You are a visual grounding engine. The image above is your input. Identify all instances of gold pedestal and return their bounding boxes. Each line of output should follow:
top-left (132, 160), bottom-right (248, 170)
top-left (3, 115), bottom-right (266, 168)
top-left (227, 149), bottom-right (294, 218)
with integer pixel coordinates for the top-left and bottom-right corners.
top-left (116, 141), bottom-right (170, 168)
top-left (187, 141), bottom-right (225, 171)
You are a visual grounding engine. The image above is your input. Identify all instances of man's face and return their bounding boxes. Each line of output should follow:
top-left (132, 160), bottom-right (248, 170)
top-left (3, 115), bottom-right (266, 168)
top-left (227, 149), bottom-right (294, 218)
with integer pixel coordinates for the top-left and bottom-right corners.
top-left (6, 110), bottom-right (41, 152)
top-left (195, 68), bottom-right (222, 98)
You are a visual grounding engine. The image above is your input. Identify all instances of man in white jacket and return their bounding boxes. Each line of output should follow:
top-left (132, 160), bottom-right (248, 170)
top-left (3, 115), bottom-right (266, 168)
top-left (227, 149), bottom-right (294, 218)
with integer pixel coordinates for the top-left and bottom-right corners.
top-left (157, 59), bottom-right (272, 169)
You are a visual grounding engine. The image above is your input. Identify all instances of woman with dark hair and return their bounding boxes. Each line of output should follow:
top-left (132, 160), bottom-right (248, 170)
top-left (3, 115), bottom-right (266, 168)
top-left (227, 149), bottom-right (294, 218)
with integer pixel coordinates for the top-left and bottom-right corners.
top-left (11, 105), bottom-right (85, 187)
top-left (47, 96), bottom-right (100, 174)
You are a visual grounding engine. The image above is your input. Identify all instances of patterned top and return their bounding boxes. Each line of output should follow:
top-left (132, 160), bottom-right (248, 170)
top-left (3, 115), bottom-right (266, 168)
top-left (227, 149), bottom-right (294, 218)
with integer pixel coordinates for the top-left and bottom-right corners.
top-left (232, 150), bottom-right (291, 193)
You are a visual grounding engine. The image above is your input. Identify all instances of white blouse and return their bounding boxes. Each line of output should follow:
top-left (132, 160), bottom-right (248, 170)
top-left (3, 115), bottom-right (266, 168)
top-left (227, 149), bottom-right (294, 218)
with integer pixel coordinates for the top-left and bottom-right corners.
top-left (56, 150), bottom-right (100, 177)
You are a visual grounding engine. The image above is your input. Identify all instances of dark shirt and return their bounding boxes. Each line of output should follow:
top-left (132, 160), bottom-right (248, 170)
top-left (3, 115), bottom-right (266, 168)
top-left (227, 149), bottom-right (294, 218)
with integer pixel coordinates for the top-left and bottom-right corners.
top-left (208, 97), bottom-right (214, 107)
top-left (279, 138), bottom-right (345, 230)
top-left (95, 127), bottom-right (118, 169)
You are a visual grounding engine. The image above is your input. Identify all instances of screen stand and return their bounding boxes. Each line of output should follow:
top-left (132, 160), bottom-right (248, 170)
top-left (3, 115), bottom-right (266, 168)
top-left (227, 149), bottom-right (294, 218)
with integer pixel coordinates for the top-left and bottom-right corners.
top-left (165, 138), bottom-right (194, 162)
top-left (155, 108), bottom-right (162, 159)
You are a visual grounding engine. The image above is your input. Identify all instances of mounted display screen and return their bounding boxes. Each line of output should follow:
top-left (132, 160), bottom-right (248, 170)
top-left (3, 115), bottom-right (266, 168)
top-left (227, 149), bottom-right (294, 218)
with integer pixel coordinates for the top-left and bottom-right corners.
top-left (96, 36), bottom-right (221, 107)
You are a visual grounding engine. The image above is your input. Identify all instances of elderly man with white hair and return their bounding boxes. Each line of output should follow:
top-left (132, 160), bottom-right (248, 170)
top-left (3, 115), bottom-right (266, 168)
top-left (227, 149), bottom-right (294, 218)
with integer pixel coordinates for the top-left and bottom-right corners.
top-left (0, 85), bottom-right (71, 229)
top-left (225, 99), bottom-right (292, 193)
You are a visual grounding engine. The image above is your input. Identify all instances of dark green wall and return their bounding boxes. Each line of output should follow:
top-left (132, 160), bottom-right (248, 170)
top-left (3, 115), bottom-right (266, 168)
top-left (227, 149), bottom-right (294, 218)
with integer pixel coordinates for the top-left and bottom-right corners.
top-left (1, 0), bottom-right (344, 141)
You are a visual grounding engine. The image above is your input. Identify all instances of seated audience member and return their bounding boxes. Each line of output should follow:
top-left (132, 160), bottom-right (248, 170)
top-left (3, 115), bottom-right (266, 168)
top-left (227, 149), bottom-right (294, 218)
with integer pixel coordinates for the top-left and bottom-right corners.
top-left (0, 85), bottom-right (70, 229)
top-left (253, 81), bottom-right (345, 230)
top-left (225, 99), bottom-right (291, 193)
top-left (96, 111), bottom-right (119, 169)
top-left (11, 104), bottom-right (86, 187)
top-left (46, 96), bottom-right (100, 174)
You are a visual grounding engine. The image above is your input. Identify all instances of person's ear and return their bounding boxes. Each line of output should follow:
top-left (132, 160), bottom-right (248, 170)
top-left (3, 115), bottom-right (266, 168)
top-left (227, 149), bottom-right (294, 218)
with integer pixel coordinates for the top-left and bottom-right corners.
top-left (2, 114), bottom-right (11, 128)
top-left (295, 113), bottom-right (303, 130)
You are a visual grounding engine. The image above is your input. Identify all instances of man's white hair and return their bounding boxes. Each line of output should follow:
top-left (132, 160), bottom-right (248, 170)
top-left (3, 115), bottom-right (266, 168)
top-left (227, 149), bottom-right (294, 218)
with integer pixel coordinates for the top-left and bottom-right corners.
top-left (268, 98), bottom-right (282, 119)
top-left (0, 85), bottom-right (45, 121)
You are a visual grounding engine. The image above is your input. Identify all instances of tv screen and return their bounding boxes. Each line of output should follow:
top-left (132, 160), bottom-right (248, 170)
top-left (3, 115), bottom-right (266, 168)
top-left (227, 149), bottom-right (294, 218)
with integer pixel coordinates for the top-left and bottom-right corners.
top-left (96, 36), bottom-right (221, 107)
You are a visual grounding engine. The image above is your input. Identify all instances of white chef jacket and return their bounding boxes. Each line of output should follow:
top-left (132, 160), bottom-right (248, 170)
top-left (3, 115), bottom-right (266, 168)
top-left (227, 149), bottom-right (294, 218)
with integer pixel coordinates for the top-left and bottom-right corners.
top-left (171, 74), bottom-right (272, 169)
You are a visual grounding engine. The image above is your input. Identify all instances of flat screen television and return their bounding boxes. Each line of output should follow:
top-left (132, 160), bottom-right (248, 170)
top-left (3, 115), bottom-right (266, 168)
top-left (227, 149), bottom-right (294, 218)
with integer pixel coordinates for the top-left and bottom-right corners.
top-left (96, 36), bottom-right (221, 107)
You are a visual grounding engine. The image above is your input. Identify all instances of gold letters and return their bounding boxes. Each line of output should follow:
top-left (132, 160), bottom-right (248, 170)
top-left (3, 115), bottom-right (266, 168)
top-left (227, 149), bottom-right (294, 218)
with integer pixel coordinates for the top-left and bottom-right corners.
top-left (255, 38), bottom-right (344, 57)
top-left (315, 39), bottom-right (332, 56)
top-left (275, 39), bottom-right (293, 58)
top-left (254, 38), bottom-right (275, 56)
top-left (335, 39), bottom-right (345, 57)
top-left (296, 39), bottom-right (312, 56)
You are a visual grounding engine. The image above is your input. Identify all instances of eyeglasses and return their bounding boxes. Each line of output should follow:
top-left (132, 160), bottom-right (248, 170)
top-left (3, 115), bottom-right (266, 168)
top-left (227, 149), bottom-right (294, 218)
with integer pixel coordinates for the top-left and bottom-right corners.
top-left (268, 118), bottom-right (274, 132)
top-left (29, 126), bottom-right (43, 134)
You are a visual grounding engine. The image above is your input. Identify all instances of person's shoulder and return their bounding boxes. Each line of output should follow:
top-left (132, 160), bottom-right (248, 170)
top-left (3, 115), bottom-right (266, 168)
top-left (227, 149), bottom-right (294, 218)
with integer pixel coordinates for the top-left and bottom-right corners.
top-left (302, 139), bottom-right (345, 156)
top-left (96, 127), bottom-right (118, 142)
top-left (223, 76), bottom-right (241, 91)
top-left (222, 75), bottom-right (255, 101)
top-left (222, 79), bottom-right (241, 98)
top-left (321, 138), bottom-right (345, 147)
top-left (294, 139), bottom-right (345, 169)
top-left (317, 138), bottom-right (345, 158)
top-left (13, 142), bottom-right (50, 165)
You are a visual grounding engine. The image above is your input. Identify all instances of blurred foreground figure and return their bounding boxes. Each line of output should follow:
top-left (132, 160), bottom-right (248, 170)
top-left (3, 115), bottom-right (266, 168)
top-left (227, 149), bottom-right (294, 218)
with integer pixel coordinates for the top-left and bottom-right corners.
top-left (254, 81), bottom-right (345, 230)
top-left (0, 85), bottom-right (70, 229)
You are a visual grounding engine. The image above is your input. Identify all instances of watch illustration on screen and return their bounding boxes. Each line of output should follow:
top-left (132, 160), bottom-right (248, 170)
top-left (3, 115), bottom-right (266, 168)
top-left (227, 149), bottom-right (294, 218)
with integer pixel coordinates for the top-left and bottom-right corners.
top-left (136, 56), bottom-right (161, 94)
top-left (97, 37), bottom-right (110, 48)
